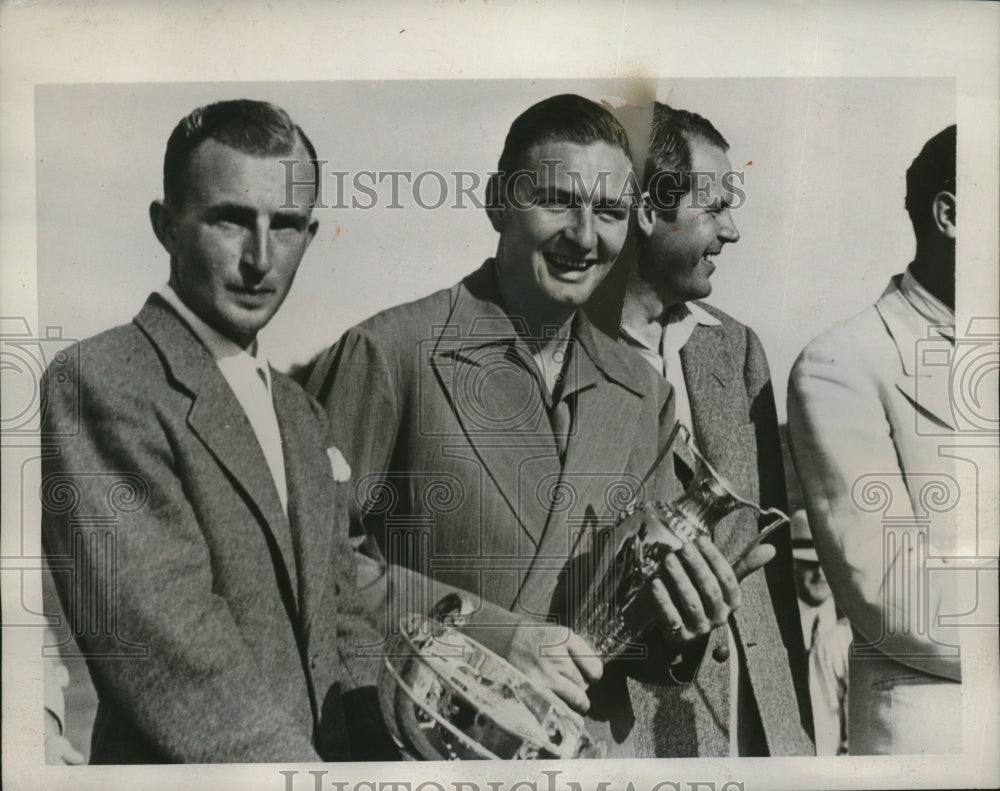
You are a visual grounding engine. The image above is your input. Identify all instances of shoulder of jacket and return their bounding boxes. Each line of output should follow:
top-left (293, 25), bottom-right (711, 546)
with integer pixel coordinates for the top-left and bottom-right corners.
top-left (792, 303), bottom-right (889, 386)
top-left (345, 282), bottom-right (457, 345)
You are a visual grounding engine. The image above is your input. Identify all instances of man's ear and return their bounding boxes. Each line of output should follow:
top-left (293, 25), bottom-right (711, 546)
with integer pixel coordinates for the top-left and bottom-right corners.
top-left (306, 218), bottom-right (320, 247)
top-left (149, 200), bottom-right (176, 252)
top-left (635, 193), bottom-right (657, 238)
top-left (932, 190), bottom-right (956, 240)
top-left (485, 173), bottom-right (505, 233)
top-left (486, 205), bottom-right (505, 233)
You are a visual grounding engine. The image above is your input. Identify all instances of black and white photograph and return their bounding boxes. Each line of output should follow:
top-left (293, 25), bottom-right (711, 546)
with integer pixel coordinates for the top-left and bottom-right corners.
top-left (2, 2), bottom-right (997, 791)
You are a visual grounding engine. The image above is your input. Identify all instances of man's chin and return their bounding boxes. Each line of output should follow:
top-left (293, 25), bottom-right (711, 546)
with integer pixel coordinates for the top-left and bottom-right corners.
top-left (214, 309), bottom-right (273, 348)
top-left (686, 281), bottom-right (713, 302)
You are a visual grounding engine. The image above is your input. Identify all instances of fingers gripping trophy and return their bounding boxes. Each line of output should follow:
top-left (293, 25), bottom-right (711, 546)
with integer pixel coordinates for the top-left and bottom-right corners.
top-left (377, 424), bottom-right (790, 760)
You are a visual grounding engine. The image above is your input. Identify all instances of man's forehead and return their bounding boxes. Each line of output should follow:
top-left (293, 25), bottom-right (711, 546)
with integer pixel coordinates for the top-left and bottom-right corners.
top-left (688, 140), bottom-right (734, 176)
top-left (519, 138), bottom-right (634, 197)
top-left (181, 138), bottom-right (314, 204)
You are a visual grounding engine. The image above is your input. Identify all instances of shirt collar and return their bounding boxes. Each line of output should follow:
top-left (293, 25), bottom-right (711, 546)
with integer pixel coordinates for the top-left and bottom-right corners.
top-left (158, 284), bottom-right (272, 390)
top-left (683, 301), bottom-right (723, 328)
top-left (900, 265), bottom-right (955, 333)
top-left (620, 300), bottom-right (721, 353)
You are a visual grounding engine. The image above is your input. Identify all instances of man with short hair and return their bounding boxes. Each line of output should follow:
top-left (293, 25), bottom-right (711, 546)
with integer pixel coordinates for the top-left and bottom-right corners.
top-left (604, 102), bottom-right (813, 756)
top-left (40, 99), bottom-right (532, 763)
top-left (308, 94), bottom-right (773, 757)
top-left (788, 125), bottom-right (961, 755)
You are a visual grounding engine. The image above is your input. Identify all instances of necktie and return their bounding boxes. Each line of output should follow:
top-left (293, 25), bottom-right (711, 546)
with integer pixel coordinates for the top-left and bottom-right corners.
top-left (549, 395), bottom-right (573, 463)
top-left (809, 611), bottom-right (821, 653)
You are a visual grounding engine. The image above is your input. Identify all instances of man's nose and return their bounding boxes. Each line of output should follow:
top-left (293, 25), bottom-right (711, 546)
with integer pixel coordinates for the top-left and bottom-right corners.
top-left (241, 226), bottom-right (272, 273)
top-left (718, 208), bottom-right (740, 244)
top-left (565, 206), bottom-right (597, 250)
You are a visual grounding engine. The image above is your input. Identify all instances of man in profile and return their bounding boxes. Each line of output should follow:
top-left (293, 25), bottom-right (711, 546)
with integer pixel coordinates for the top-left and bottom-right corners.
top-left (788, 125), bottom-right (961, 755)
top-left (40, 99), bottom-right (538, 763)
top-left (309, 94), bottom-right (774, 757)
top-left (602, 102), bottom-right (813, 756)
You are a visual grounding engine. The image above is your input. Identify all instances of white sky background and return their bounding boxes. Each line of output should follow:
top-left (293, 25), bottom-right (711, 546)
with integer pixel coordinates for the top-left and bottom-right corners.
top-left (3, 2), bottom-right (998, 790)
top-left (36, 78), bottom-right (954, 421)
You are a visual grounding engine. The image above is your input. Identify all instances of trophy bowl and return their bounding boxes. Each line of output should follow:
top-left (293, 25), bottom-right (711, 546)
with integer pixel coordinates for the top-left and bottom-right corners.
top-left (377, 424), bottom-right (789, 759)
top-left (377, 604), bottom-right (604, 760)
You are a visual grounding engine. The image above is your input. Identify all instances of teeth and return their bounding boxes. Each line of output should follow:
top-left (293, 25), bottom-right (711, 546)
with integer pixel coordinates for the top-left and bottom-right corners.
top-left (547, 253), bottom-right (591, 270)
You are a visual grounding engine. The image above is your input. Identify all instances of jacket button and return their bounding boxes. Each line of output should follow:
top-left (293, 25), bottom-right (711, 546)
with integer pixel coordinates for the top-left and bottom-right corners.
top-left (712, 644), bottom-right (730, 663)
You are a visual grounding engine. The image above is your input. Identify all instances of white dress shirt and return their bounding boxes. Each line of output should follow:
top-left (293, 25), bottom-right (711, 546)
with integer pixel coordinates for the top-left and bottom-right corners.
top-left (900, 265), bottom-right (955, 340)
top-left (620, 301), bottom-right (721, 435)
top-left (159, 285), bottom-right (288, 515)
top-left (622, 300), bottom-right (745, 753)
top-left (798, 596), bottom-right (838, 653)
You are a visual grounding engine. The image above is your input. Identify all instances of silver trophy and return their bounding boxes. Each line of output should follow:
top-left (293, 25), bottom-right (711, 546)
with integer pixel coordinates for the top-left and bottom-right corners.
top-left (571, 424), bottom-right (791, 659)
top-left (377, 595), bottom-right (603, 760)
top-left (377, 424), bottom-right (789, 759)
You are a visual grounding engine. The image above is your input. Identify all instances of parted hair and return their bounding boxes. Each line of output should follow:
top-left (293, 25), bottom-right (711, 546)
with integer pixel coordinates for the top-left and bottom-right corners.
top-left (162, 99), bottom-right (318, 207)
top-left (643, 102), bottom-right (729, 220)
top-left (486, 94), bottom-right (632, 210)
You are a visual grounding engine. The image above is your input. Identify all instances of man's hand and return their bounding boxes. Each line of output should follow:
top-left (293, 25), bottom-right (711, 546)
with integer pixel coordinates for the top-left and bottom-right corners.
top-left (506, 624), bottom-right (603, 714)
top-left (652, 535), bottom-right (776, 644)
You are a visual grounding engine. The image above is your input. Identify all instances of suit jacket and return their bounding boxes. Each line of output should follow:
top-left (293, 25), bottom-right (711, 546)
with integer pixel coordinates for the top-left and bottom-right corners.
top-left (627, 302), bottom-right (813, 757)
top-left (40, 295), bottom-right (517, 763)
top-left (787, 275), bottom-right (962, 755)
top-left (307, 260), bottom-right (681, 757)
top-left (41, 295), bottom-right (357, 762)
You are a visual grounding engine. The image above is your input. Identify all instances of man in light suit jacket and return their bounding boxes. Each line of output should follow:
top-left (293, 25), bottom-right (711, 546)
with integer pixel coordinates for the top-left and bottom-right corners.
top-left (599, 103), bottom-right (813, 756)
top-left (40, 99), bottom-right (530, 763)
top-left (308, 95), bottom-right (771, 757)
top-left (788, 125), bottom-right (962, 754)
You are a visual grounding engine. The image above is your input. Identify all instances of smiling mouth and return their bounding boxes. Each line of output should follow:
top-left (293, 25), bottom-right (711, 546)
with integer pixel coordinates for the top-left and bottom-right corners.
top-left (544, 252), bottom-right (597, 272)
top-left (701, 251), bottom-right (721, 269)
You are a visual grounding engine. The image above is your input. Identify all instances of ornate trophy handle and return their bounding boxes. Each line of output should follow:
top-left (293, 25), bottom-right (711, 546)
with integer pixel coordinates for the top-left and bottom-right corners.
top-left (731, 508), bottom-right (791, 567)
top-left (573, 422), bottom-right (791, 659)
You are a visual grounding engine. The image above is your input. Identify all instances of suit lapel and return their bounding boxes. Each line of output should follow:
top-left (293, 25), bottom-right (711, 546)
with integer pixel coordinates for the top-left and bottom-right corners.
top-left (679, 323), bottom-right (760, 556)
top-left (134, 296), bottom-right (299, 608)
top-left (273, 375), bottom-right (335, 629)
top-left (877, 282), bottom-right (956, 431)
top-left (429, 266), bottom-right (561, 549)
top-left (680, 323), bottom-right (739, 477)
top-left (517, 319), bottom-right (648, 615)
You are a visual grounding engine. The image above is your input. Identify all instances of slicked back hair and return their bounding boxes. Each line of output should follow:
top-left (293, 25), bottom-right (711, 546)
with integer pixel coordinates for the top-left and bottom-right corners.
top-left (487, 94), bottom-right (632, 210)
top-left (905, 124), bottom-right (956, 238)
top-left (643, 102), bottom-right (729, 221)
top-left (162, 99), bottom-right (319, 208)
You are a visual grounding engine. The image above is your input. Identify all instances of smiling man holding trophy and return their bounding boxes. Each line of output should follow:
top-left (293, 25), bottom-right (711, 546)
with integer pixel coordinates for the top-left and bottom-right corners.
top-left (309, 94), bottom-right (782, 759)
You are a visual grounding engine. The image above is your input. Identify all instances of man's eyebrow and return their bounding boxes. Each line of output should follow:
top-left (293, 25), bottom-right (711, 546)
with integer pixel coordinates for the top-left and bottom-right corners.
top-left (202, 203), bottom-right (310, 227)
top-left (202, 203), bottom-right (257, 222)
top-left (702, 195), bottom-right (728, 210)
top-left (536, 185), bottom-right (629, 207)
top-left (535, 185), bottom-right (578, 201)
top-left (594, 195), bottom-right (630, 209)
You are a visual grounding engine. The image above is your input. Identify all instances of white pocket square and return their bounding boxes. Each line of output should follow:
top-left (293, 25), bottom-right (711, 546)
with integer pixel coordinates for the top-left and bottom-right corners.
top-left (326, 446), bottom-right (352, 483)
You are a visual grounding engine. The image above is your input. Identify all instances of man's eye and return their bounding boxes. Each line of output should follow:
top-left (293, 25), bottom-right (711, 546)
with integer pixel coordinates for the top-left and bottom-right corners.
top-left (271, 217), bottom-right (307, 232)
top-left (209, 213), bottom-right (252, 230)
top-left (213, 218), bottom-right (246, 230)
top-left (596, 206), bottom-right (629, 221)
